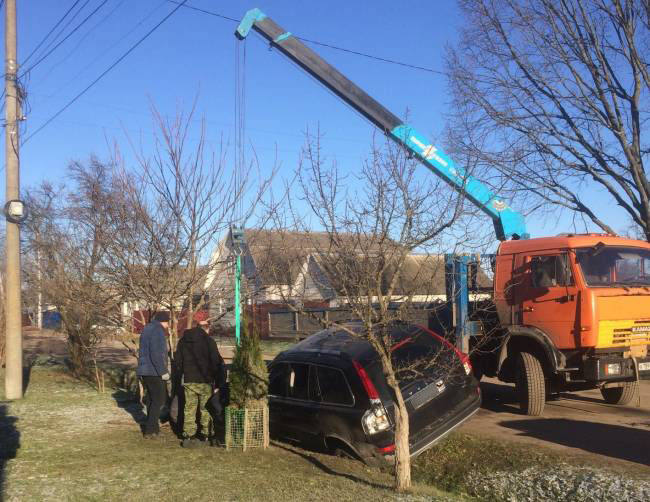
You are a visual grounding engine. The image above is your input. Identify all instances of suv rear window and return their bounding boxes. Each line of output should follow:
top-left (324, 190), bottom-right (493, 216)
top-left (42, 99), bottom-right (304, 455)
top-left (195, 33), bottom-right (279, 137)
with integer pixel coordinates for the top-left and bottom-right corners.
top-left (315, 366), bottom-right (354, 406)
top-left (391, 328), bottom-right (452, 384)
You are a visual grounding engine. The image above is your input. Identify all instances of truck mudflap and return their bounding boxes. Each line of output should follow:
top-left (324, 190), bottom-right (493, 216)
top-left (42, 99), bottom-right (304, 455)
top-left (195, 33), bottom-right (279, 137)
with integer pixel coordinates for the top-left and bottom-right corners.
top-left (498, 326), bottom-right (567, 376)
top-left (583, 355), bottom-right (650, 381)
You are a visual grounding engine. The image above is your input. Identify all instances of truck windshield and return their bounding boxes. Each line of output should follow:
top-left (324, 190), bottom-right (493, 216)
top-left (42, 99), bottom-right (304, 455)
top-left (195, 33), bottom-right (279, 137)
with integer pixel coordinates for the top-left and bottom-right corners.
top-left (576, 246), bottom-right (650, 287)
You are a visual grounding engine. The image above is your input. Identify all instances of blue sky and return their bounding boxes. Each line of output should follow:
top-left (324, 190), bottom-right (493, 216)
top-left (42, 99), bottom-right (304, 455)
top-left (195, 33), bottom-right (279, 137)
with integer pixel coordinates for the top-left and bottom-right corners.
top-left (1, 0), bottom-right (633, 246)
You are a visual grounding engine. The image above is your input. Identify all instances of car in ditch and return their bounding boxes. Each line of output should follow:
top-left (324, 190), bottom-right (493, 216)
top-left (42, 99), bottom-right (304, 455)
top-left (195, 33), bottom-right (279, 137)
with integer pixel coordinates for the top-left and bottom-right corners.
top-left (267, 321), bottom-right (481, 464)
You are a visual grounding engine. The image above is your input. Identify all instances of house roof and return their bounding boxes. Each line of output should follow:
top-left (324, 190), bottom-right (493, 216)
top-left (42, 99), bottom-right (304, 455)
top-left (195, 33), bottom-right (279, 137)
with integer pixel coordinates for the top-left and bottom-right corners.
top-left (209, 229), bottom-right (492, 298)
top-left (314, 253), bottom-right (453, 297)
top-left (242, 229), bottom-right (396, 287)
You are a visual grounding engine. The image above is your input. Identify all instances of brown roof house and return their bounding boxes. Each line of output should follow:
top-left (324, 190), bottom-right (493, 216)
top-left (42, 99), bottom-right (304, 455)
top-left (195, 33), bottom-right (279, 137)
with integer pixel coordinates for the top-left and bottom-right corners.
top-left (204, 229), bottom-right (492, 336)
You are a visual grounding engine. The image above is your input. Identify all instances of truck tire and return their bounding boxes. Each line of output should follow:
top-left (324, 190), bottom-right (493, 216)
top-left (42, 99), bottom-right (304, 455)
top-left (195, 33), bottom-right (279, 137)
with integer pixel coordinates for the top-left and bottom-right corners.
top-left (601, 381), bottom-right (638, 405)
top-left (515, 352), bottom-right (545, 416)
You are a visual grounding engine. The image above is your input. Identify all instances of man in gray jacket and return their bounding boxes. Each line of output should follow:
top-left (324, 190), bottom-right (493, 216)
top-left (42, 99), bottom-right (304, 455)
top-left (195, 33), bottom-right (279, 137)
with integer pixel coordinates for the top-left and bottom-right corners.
top-left (136, 311), bottom-right (170, 437)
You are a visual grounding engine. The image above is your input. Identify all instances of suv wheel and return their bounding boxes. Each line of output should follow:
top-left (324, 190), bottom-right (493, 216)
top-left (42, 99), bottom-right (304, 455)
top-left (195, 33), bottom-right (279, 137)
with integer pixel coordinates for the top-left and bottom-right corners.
top-left (326, 437), bottom-right (361, 461)
top-left (601, 381), bottom-right (638, 405)
top-left (515, 351), bottom-right (545, 416)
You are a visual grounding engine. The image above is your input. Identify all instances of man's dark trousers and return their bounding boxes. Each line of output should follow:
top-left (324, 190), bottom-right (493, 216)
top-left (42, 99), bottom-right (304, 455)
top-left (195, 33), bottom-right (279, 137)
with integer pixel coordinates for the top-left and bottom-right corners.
top-left (141, 376), bottom-right (167, 435)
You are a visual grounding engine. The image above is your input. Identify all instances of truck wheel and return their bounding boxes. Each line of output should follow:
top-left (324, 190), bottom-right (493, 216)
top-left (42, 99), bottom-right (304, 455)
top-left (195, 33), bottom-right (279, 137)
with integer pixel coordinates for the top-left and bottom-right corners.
top-left (601, 381), bottom-right (638, 405)
top-left (515, 352), bottom-right (545, 416)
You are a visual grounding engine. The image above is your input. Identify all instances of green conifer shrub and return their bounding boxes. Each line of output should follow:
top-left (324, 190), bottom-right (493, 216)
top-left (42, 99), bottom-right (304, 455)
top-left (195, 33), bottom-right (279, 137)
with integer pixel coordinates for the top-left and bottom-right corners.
top-left (229, 314), bottom-right (268, 409)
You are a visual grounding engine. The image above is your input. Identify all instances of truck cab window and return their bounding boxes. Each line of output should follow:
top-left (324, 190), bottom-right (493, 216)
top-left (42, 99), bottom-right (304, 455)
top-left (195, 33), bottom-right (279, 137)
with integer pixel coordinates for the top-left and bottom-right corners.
top-left (577, 246), bottom-right (650, 287)
top-left (531, 255), bottom-right (572, 288)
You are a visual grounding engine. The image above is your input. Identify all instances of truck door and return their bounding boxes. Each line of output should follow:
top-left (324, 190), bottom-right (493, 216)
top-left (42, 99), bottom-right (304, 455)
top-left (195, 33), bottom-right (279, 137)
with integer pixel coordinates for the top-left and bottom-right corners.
top-left (520, 253), bottom-right (580, 349)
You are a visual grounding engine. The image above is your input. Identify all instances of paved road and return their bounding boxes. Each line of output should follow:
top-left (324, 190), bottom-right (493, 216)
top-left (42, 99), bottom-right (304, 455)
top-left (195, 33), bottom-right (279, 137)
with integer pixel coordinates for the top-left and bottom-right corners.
top-left (461, 377), bottom-right (650, 472)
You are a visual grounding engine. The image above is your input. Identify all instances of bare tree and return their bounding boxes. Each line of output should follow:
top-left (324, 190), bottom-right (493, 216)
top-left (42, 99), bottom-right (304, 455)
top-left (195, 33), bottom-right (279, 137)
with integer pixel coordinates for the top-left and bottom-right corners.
top-left (24, 161), bottom-right (125, 377)
top-left (447, 0), bottom-right (650, 239)
top-left (265, 132), bottom-right (470, 491)
top-left (105, 104), bottom-right (272, 351)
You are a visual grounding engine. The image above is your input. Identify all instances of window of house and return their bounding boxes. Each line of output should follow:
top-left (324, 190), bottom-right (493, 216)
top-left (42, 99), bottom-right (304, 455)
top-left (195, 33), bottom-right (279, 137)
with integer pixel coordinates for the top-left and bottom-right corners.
top-left (531, 255), bottom-right (573, 288)
top-left (315, 366), bottom-right (354, 406)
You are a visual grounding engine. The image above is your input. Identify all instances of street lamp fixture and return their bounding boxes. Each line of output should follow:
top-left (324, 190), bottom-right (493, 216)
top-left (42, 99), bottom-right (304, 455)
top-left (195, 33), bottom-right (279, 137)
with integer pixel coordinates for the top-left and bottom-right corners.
top-left (4, 199), bottom-right (27, 224)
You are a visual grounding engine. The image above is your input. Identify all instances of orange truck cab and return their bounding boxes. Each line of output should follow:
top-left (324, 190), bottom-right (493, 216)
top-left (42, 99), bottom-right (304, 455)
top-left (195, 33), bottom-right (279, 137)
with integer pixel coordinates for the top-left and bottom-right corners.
top-left (483, 234), bottom-right (650, 415)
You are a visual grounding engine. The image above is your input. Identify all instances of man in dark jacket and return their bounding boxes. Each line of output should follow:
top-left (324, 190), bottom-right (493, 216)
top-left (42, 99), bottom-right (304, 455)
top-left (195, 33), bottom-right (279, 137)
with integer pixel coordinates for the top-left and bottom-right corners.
top-left (175, 316), bottom-right (226, 447)
top-left (136, 311), bottom-right (170, 438)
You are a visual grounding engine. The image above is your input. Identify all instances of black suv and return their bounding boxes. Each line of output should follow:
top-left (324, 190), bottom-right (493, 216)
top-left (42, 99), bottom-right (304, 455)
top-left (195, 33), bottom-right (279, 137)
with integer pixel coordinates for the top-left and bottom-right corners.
top-left (267, 322), bottom-right (481, 464)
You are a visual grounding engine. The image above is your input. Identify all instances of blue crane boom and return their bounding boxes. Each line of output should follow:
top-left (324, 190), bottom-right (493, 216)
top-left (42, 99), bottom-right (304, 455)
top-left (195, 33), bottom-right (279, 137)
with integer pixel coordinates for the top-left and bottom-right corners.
top-left (236, 8), bottom-right (529, 241)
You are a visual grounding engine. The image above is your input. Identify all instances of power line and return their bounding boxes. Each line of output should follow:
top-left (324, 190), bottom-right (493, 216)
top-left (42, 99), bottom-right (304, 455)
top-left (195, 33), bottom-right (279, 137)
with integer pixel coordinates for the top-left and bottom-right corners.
top-left (24, 0), bottom-right (190, 143)
top-left (32, 0), bottom-right (92, 66)
top-left (25, 1), bottom-right (444, 142)
top-left (22, 0), bottom-right (84, 65)
top-left (168, 1), bottom-right (446, 76)
top-left (166, 0), bottom-right (238, 22)
top-left (43, 0), bottom-right (166, 98)
top-left (35, 0), bottom-right (130, 90)
top-left (19, 0), bottom-right (110, 79)
top-left (295, 37), bottom-right (447, 76)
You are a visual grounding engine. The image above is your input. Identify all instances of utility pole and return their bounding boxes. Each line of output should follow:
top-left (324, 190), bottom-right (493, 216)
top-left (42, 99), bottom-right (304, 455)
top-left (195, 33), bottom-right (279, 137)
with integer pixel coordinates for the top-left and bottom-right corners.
top-left (4, 0), bottom-right (23, 400)
top-left (37, 248), bottom-right (42, 329)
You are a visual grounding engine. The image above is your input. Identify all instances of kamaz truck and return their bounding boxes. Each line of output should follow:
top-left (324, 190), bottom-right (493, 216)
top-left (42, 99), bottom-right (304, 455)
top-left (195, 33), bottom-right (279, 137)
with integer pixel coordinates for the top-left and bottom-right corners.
top-left (235, 8), bottom-right (650, 415)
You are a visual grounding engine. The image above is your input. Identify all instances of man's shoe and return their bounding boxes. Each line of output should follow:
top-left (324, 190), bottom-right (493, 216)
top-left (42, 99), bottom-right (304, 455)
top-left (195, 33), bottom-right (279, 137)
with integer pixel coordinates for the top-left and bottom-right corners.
top-left (181, 435), bottom-right (208, 448)
top-left (143, 432), bottom-right (160, 439)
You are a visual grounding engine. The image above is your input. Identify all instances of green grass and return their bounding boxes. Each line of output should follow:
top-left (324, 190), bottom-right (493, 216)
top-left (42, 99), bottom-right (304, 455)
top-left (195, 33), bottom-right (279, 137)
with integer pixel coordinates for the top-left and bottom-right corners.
top-left (1, 365), bottom-right (463, 501)
top-left (412, 433), bottom-right (557, 494)
top-left (411, 430), bottom-right (649, 497)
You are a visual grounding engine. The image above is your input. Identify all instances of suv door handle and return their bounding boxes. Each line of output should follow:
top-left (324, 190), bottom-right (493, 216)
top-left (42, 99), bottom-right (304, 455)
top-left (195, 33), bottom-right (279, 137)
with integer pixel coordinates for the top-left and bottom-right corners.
top-left (523, 306), bottom-right (534, 312)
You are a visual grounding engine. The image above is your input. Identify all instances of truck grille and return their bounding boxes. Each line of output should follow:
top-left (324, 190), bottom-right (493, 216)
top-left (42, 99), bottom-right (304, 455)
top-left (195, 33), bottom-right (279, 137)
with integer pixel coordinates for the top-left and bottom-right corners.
top-left (598, 319), bottom-right (650, 348)
top-left (608, 320), bottom-right (650, 347)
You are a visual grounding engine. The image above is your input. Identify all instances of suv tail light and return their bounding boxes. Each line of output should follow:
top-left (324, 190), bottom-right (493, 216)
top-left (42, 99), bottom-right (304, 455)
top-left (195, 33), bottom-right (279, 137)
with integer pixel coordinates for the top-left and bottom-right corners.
top-left (354, 360), bottom-right (391, 435)
top-left (417, 324), bottom-right (472, 376)
top-left (362, 405), bottom-right (390, 435)
top-left (353, 360), bottom-right (379, 400)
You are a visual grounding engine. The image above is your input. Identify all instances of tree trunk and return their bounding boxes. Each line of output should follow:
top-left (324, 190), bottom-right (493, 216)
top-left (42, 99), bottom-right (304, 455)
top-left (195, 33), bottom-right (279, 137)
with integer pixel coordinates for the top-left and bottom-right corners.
top-left (67, 333), bottom-right (86, 376)
top-left (186, 283), bottom-right (194, 332)
top-left (380, 352), bottom-right (411, 492)
top-left (169, 308), bottom-right (177, 351)
top-left (391, 385), bottom-right (411, 491)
